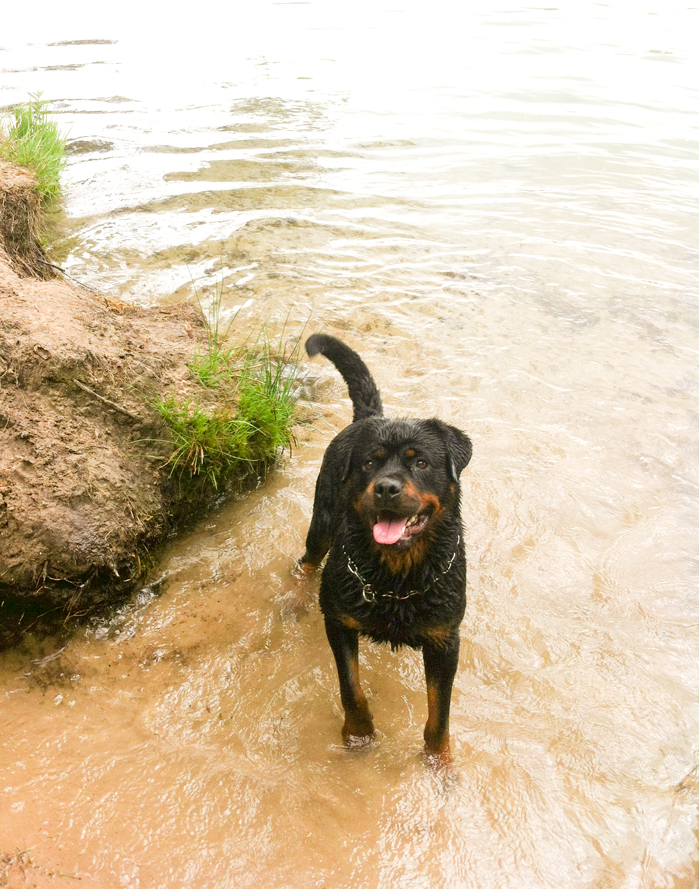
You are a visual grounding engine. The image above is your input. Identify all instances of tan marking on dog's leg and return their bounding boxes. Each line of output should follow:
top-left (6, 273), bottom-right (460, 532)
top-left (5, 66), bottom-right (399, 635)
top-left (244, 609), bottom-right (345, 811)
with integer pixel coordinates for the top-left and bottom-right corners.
top-left (424, 681), bottom-right (450, 755)
top-left (325, 619), bottom-right (375, 745)
top-left (422, 636), bottom-right (459, 756)
top-left (339, 614), bottom-right (362, 631)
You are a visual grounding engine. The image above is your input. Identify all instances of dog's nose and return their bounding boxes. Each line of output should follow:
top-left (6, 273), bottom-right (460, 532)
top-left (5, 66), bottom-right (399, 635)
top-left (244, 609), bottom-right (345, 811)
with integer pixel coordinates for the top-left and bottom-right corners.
top-left (374, 477), bottom-right (403, 504)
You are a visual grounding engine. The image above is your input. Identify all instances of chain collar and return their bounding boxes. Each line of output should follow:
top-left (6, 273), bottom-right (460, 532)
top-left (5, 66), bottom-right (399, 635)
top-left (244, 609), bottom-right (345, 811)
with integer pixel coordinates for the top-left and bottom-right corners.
top-left (343, 535), bottom-right (460, 604)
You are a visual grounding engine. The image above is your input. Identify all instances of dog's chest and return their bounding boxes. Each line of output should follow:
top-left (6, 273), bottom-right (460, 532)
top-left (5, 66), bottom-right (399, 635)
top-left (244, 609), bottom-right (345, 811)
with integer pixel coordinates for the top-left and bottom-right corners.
top-left (318, 543), bottom-right (466, 648)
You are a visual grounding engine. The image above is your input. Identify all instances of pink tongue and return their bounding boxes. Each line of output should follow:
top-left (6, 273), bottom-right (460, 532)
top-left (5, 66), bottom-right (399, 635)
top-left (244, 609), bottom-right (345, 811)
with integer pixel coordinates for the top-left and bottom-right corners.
top-left (373, 518), bottom-right (407, 545)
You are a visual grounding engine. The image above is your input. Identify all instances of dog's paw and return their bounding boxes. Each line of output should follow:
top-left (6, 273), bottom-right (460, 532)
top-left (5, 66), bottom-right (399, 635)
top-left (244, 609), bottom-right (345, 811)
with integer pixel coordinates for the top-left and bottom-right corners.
top-left (344, 730), bottom-right (378, 750)
top-left (291, 558), bottom-right (317, 581)
top-left (422, 748), bottom-right (460, 789)
top-left (276, 583), bottom-right (316, 622)
top-left (342, 711), bottom-right (376, 748)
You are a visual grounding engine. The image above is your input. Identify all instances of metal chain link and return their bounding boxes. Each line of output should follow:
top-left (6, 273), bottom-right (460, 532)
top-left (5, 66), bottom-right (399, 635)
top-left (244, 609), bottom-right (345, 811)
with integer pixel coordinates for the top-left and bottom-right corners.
top-left (343, 535), bottom-right (460, 604)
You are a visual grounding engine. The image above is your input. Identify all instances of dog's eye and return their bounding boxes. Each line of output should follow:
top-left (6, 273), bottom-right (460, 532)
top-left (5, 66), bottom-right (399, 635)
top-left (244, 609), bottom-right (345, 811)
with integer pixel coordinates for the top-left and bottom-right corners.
top-left (416, 459), bottom-right (428, 469)
top-left (363, 460), bottom-right (374, 471)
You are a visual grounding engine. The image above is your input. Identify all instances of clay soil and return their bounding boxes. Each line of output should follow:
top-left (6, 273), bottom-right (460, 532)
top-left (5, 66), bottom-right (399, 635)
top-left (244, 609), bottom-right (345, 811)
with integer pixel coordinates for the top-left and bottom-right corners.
top-left (0, 163), bottom-right (243, 643)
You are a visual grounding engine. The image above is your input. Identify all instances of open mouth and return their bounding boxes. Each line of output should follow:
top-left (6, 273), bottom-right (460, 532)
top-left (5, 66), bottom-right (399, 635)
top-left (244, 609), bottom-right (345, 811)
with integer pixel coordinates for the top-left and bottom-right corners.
top-left (372, 511), bottom-right (429, 546)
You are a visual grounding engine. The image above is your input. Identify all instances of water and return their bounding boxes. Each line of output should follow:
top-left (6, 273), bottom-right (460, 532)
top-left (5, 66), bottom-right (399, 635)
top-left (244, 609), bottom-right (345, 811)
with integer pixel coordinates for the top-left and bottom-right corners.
top-left (1, 3), bottom-right (698, 887)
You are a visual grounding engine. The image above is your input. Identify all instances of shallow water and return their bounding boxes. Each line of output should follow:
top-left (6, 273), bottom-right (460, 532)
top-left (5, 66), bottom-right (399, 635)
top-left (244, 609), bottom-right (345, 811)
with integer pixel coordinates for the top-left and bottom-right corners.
top-left (2, 3), bottom-right (699, 887)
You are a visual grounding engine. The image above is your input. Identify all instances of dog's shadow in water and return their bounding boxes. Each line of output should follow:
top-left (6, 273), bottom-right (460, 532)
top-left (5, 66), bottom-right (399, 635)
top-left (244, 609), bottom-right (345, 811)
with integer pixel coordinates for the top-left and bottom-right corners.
top-left (272, 560), bottom-right (321, 622)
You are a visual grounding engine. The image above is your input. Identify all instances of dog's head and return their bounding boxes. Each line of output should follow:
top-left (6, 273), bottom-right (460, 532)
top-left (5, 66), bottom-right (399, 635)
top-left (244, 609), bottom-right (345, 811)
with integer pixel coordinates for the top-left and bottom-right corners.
top-left (341, 418), bottom-right (472, 565)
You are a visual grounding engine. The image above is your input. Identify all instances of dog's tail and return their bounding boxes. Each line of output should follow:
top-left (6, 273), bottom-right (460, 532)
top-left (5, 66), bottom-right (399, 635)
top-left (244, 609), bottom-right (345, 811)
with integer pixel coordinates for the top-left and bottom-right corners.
top-left (306, 333), bottom-right (384, 422)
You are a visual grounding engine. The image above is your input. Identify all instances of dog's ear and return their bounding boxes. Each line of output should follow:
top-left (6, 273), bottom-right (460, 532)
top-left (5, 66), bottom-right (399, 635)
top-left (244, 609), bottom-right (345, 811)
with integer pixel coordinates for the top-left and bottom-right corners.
top-left (426, 419), bottom-right (472, 481)
top-left (332, 424), bottom-right (361, 483)
top-left (340, 443), bottom-right (354, 483)
top-left (337, 419), bottom-right (380, 483)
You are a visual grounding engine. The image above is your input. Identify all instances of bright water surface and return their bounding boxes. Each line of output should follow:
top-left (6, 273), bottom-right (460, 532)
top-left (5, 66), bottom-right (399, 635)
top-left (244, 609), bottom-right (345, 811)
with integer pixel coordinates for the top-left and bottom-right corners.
top-left (1, 3), bottom-right (699, 887)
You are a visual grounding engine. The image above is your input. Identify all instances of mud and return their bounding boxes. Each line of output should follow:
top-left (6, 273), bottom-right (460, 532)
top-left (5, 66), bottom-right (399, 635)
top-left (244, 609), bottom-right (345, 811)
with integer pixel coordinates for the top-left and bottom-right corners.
top-left (0, 161), bottom-right (257, 632)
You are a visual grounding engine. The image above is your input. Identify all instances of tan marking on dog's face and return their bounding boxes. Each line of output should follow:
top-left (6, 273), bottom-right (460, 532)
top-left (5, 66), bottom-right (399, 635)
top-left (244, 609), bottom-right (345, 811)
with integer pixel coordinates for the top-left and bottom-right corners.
top-left (398, 482), bottom-right (444, 517)
top-left (417, 491), bottom-right (444, 517)
top-left (383, 479), bottom-right (425, 514)
top-left (354, 483), bottom-right (376, 517)
top-left (401, 479), bottom-right (418, 498)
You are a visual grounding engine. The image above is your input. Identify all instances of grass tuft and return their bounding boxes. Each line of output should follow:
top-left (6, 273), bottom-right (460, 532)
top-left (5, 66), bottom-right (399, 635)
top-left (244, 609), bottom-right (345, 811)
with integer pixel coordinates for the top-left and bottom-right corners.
top-left (154, 284), bottom-right (302, 490)
top-left (0, 92), bottom-right (67, 202)
top-left (154, 394), bottom-right (257, 489)
top-left (188, 282), bottom-right (245, 389)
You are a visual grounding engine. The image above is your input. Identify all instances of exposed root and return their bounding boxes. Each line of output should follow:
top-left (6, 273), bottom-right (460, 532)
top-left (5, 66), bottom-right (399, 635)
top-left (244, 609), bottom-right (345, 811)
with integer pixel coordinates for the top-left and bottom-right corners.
top-left (0, 163), bottom-right (57, 279)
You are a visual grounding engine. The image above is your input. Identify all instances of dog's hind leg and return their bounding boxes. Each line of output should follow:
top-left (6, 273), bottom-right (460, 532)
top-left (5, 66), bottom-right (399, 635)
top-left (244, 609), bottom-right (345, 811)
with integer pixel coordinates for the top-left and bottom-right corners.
top-left (324, 618), bottom-right (375, 746)
top-left (422, 635), bottom-right (460, 756)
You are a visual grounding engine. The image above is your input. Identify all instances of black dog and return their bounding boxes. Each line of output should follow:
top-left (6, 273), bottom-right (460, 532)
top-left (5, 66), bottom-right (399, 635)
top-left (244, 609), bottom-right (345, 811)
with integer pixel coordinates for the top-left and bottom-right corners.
top-left (299, 334), bottom-right (472, 756)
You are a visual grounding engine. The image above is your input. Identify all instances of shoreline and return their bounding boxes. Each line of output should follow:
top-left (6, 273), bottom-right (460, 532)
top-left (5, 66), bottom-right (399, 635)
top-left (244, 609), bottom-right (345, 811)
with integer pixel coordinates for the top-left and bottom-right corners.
top-left (0, 161), bottom-right (288, 645)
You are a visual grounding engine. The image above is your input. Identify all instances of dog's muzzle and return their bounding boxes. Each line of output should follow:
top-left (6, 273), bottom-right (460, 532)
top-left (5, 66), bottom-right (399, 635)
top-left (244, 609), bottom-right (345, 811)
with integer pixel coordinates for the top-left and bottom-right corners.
top-left (373, 475), bottom-right (404, 508)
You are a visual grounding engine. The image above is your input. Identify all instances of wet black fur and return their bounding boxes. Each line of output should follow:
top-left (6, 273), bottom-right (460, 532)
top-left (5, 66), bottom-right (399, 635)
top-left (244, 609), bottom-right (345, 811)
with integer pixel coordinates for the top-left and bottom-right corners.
top-left (300, 333), bottom-right (472, 753)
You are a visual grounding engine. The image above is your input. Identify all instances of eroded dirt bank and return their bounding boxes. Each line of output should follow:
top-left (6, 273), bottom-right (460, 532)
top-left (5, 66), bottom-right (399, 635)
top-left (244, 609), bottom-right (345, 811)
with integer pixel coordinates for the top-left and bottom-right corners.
top-left (0, 163), bottom-right (244, 630)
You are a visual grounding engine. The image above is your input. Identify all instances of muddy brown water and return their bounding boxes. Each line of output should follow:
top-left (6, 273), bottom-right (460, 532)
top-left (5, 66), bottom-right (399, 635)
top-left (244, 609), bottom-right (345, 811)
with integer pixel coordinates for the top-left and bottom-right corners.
top-left (2, 4), bottom-right (699, 887)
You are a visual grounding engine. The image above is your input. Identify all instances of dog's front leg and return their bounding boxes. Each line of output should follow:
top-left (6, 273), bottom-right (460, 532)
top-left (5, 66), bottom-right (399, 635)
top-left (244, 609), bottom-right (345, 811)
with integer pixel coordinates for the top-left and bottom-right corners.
top-left (324, 618), bottom-right (375, 745)
top-left (298, 514), bottom-right (331, 571)
top-left (422, 634), bottom-right (460, 756)
top-left (298, 449), bottom-right (338, 571)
